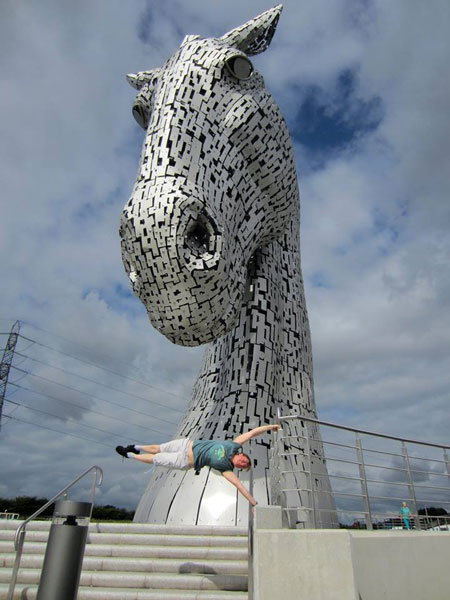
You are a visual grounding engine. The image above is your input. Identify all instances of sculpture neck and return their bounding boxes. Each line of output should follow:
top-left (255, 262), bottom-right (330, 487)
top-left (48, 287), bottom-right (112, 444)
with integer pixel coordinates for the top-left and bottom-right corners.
top-left (177, 213), bottom-right (316, 440)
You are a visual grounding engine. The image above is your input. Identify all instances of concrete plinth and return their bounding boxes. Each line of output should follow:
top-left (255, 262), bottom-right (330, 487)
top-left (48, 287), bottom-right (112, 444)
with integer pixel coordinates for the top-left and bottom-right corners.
top-left (252, 507), bottom-right (450, 600)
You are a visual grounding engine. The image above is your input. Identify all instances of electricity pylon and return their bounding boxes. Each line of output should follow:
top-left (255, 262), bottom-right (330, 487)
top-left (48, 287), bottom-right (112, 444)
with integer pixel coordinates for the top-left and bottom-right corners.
top-left (0, 320), bottom-right (20, 430)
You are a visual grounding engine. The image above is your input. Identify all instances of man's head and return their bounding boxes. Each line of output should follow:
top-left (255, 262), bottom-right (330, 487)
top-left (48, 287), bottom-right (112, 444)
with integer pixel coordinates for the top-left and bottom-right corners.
top-left (232, 452), bottom-right (252, 471)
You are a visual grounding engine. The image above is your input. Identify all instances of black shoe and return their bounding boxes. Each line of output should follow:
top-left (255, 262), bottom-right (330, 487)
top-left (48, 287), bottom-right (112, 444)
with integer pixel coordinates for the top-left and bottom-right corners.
top-left (115, 446), bottom-right (129, 458)
top-left (124, 444), bottom-right (140, 455)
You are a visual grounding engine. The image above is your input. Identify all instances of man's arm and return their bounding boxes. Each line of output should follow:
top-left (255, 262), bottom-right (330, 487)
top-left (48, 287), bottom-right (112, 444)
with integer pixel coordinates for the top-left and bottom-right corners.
top-left (222, 471), bottom-right (257, 507)
top-left (233, 423), bottom-right (279, 445)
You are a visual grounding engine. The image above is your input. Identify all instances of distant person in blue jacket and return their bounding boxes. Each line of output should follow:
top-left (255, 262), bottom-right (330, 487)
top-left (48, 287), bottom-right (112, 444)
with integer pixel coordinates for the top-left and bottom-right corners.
top-left (116, 424), bottom-right (279, 509)
top-left (400, 501), bottom-right (411, 529)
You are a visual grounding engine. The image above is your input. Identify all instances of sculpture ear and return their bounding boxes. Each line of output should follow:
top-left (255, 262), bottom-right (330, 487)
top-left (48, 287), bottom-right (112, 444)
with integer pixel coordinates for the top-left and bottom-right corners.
top-left (181, 34), bottom-right (200, 47)
top-left (220, 4), bottom-right (283, 56)
top-left (126, 69), bottom-right (160, 90)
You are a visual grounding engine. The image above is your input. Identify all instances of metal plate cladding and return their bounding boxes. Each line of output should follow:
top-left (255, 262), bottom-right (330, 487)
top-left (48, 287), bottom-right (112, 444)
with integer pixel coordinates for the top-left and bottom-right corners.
top-left (123, 6), bottom-right (337, 526)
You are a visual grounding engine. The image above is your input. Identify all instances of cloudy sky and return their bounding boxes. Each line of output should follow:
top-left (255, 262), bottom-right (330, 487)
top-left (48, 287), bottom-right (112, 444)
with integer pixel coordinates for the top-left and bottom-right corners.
top-left (1, 0), bottom-right (449, 513)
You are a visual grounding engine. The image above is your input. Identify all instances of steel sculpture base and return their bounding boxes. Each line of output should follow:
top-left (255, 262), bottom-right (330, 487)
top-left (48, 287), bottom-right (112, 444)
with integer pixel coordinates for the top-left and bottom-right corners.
top-left (134, 222), bottom-right (337, 526)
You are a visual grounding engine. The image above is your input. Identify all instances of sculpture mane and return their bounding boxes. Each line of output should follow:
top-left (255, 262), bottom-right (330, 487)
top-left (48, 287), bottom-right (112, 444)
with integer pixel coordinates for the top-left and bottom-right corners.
top-left (120, 5), bottom-right (337, 526)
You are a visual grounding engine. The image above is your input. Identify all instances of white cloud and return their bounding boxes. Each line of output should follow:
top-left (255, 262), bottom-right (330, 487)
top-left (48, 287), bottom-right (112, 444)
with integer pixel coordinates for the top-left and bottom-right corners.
top-left (0, 0), bottom-right (449, 510)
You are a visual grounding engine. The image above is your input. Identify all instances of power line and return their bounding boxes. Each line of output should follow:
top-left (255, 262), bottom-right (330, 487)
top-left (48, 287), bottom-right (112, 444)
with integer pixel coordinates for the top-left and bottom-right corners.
top-left (1, 403), bottom-right (21, 425)
top-left (13, 350), bottom-right (183, 415)
top-left (18, 331), bottom-right (189, 404)
top-left (3, 361), bottom-right (25, 374)
top-left (19, 320), bottom-right (145, 370)
top-left (19, 320), bottom-right (191, 395)
top-left (13, 341), bottom-right (36, 369)
top-left (4, 397), bottom-right (133, 443)
top-left (8, 381), bottom-right (175, 437)
top-left (2, 413), bottom-right (112, 448)
top-left (9, 367), bottom-right (179, 429)
top-left (16, 340), bottom-right (36, 354)
top-left (0, 340), bottom-right (33, 367)
top-left (0, 339), bottom-right (35, 356)
top-left (5, 386), bottom-right (19, 399)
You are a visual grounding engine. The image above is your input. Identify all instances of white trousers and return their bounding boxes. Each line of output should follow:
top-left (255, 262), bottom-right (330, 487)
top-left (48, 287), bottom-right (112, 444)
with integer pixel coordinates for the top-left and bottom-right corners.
top-left (153, 438), bottom-right (191, 470)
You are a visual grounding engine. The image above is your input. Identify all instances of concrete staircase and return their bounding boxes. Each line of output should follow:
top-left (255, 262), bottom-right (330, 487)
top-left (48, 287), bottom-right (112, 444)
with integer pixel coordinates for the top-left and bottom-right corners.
top-left (0, 519), bottom-right (248, 599)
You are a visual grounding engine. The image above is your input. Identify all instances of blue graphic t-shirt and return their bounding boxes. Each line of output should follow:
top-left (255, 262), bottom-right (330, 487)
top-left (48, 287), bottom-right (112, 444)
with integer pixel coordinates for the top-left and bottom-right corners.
top-left (192, 440), bottom-right (242, 473)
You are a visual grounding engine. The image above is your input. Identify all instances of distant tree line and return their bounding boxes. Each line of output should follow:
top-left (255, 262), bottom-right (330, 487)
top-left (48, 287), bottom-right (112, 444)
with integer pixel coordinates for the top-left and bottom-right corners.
top-left (0, 496), bottom-right (135, 521)
top-left (418, 507), bottom-right (448, 517)
top-left (91, 504), bottom-right (135, 521)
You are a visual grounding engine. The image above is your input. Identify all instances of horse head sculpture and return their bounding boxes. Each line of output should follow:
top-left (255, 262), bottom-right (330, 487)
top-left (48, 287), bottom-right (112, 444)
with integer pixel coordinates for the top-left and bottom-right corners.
top-left (121, 5), bottom-right (338, 527)
top-left (119, 5), bottom-right (298, 346)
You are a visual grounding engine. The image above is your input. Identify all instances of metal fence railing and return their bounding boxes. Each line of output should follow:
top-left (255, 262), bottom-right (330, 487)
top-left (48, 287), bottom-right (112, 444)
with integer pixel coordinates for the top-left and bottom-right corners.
top-left (271, 413), bottom-right (450, 531)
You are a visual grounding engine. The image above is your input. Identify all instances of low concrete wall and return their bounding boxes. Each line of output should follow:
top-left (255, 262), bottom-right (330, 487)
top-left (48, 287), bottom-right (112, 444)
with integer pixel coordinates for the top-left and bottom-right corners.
top-left (351, 530), bottom-right (450, 600)
top-left (253, 507), bottom-right (450, 600)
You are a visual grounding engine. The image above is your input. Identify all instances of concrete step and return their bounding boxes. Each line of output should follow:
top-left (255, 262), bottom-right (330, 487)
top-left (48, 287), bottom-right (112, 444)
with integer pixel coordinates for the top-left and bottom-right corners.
top-left (0, 583), bottom-right (248, 600)
top-left (0, 529), bottom-right (247, 548)
top-left (0, 568), bottom-right (248, 591)
top-left (0, 520), bottom-right (249, 599)
top-left (90, 523), bottom-right (248, 537)
top-left (0, 521), bottom-right (247, 536)
top-left (0, 553), bottom-right (248, 575)
top-left (0, 540), bottom-right (247, 560)
top-left (0, 521), bottom-right (51, 532)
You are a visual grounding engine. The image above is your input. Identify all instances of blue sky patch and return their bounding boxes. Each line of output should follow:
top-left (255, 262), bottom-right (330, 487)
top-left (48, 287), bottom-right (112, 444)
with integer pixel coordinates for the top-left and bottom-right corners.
top-left (292, 69), bottom-right (383, 156)
top-left (320, 406), bottom-right (361, 423)
top-left (309, 271), bottom-right (331, 288)
top-left (138, 4), bottom-right (185, 46)
top-left (114, 283), bottom-right (135, 300)
top-left (81, 284), bottom-right (143, 317)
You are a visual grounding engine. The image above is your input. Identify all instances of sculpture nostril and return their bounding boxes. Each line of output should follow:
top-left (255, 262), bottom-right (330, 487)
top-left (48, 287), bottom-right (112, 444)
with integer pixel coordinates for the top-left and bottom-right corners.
top-left (186, 221), bottom-right (211, 255)
top-left (184, 212), bottom-right (219, 258)
top-left (181, 211), bottom-right (222, 271)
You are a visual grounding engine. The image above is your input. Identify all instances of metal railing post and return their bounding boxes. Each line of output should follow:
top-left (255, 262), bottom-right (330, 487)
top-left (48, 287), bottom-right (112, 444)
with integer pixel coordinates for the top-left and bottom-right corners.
top-left (248, 467), bottom-right (254, 600)
top-left (304, 422), bottom-right (317, 528)
top-left (401, 443), bottom-right (421, 530)
top-left (7, 529), bottom-right (25, 600)
top-left (269, 411), bottom-right (283, 507)
top-left (444, 449), bottom-right (450, 486)
top-left (355, 433), bottom-right (373, 530)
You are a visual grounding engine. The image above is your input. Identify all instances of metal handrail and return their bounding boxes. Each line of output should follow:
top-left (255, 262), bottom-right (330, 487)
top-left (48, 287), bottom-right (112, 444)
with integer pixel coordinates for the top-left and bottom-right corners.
top-left (280, 414), bottom-right (449, 450)
top-left (310, 505), bottom-right (450, 523)
top-left (362, 446), bottom-right (448, 463)
top-left (7, 465), bottom-right (102, 600)
top-left (274, 412), bottom-right (449, 530)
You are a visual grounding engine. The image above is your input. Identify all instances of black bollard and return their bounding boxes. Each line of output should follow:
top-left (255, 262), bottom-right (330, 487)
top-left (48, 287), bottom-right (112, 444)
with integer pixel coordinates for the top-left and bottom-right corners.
top-left (36, 500), bottom-right (91, 600)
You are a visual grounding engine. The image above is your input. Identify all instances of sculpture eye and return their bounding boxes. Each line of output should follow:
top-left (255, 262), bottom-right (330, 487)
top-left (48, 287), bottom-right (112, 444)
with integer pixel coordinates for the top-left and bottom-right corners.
top-left (132, 85), bottom-right (152, 129)
top-left (224, 55), bottom-right (254, 81)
